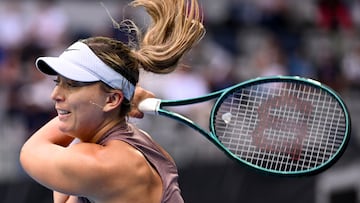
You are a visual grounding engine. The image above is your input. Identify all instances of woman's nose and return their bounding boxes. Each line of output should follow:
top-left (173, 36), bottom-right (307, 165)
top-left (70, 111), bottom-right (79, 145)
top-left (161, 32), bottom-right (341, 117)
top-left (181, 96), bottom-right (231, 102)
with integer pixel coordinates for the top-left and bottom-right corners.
top-left (51, 86), bottom-right (65, 102)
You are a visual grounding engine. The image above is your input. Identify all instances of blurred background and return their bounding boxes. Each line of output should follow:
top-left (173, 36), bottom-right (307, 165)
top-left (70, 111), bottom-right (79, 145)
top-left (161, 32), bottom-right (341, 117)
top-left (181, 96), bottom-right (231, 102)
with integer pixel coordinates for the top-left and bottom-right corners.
top-left (0, 0), bottom-right (360, 202)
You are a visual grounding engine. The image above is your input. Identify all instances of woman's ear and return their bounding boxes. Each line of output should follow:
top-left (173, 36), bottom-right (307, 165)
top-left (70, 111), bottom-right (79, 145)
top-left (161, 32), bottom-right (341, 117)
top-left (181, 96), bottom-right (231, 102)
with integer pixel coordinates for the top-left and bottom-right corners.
top-left (103, 90), bottom-right (123, 112)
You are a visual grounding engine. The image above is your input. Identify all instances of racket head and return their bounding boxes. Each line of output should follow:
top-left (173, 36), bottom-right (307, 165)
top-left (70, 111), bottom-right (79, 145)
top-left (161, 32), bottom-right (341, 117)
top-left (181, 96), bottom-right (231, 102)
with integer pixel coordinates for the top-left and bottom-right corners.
top-left (210, 76), bottom-right (351, 176)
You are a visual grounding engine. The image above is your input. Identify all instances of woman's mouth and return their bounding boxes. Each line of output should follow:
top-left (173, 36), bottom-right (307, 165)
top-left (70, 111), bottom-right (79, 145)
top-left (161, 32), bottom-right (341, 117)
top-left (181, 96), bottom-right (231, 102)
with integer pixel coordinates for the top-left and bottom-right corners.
top-left (58, 109), bottom-right (70, 115)
top-left (57, 109), bottom-right (71, 120)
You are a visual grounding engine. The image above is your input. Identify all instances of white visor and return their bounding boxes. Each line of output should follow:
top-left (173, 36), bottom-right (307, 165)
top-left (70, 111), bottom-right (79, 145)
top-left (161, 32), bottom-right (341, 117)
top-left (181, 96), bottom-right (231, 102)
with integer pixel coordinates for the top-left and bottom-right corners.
top-left (36, 41), bottom-right (135, 100)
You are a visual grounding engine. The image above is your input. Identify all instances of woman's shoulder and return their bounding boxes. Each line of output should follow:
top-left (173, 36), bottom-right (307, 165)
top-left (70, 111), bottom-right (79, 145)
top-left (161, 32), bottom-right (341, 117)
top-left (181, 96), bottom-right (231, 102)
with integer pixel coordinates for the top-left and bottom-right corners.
top-left (102, 139), bottom-right (158, 180)
top-left (98, 139), bottom-right (162, 200)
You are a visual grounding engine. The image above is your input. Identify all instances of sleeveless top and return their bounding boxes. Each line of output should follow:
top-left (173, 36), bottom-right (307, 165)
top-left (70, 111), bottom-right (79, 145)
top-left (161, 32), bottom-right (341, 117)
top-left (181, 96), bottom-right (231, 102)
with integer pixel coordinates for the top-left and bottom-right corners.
top-left (79, 123), bottom-right (184, 203)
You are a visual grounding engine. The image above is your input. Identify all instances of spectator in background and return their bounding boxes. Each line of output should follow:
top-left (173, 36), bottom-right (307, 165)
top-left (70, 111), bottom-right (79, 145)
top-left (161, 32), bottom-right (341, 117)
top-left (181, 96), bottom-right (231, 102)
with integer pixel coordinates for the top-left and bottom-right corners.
top-left (247, 35), bottom-right (288, 77)
top-left (316, 0), bottom-right (353, 32)
top-left (350, 0), bottom-right (360, 29)
top-left (191, 35), bottom-right (237, 91)
top-left (287, 43), bottom-right (316, 78)
top-left (342, 42), bottom-right (360, 90)
top-left (27, 0), bottom-right (69, 51)
top-left (17, 43), bottom-right (55, 135)
top-left (0, 2), bottom-right (26, 50)
top-left (317, 51), bottom-right (345, 92)
top-left (0, 49), bottom-right (23, 118)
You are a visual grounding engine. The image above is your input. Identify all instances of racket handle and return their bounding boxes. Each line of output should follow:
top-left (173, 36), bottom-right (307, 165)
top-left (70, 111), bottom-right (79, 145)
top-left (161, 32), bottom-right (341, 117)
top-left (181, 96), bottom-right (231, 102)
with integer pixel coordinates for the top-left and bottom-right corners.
top-left (138, 98), bottom-right (161, 115)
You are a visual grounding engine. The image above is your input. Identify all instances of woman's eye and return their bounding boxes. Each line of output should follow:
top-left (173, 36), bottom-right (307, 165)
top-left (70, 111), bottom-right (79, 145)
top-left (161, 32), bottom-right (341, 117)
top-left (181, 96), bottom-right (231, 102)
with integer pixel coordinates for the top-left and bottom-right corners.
top-left (52, 79), bottom-right (77, 87)
top-left (67, 81), bottom-right (86, 87)
top-left (53, 78), bottom-right (93, 88)
top-left (53, 79), bottom-right (60, 86)
top-left (66, 82), bottom-right (77, 87)
top-left (66, 81), bottom-right (89, 87)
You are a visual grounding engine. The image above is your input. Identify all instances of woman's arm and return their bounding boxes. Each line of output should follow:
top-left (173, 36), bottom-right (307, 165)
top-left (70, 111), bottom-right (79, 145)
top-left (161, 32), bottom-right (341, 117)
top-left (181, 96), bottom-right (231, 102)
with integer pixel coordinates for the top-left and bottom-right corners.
top-left (19, 117), bottom-right (77, 191)
top-left (22, 116), bottom-right (74, 147)
top-left (54, 191), bottom-right (81, 203)
top-left (19, 116), bottom-right (132, 197)
top-left (53, 191), bottom-right (70, 203)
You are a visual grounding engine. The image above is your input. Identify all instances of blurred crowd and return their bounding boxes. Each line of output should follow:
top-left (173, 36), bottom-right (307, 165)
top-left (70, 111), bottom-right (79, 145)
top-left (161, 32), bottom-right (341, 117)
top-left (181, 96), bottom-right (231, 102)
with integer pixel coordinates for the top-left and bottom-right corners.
top-left (1, 0), bottom-right (360, 202)
top-left (0, 0), bottom-right (360, 182)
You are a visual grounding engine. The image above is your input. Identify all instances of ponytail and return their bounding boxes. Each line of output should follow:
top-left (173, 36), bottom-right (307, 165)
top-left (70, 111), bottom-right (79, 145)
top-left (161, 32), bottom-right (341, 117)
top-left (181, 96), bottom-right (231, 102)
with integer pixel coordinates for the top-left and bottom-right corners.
top-left (130, 0), bottom-right (205, 74)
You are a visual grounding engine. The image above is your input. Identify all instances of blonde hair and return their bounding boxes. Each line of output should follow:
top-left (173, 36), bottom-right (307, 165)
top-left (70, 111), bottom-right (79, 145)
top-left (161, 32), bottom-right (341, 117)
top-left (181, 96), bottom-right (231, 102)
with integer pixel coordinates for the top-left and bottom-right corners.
top-left (82, 0), bottom-right (205, 116)
top-left (130, 0), bottom-right (205, 73)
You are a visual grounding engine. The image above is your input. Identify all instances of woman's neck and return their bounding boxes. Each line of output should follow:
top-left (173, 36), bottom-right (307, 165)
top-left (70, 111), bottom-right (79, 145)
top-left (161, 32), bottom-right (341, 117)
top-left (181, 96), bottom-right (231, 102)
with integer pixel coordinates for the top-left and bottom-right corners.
top-left (88, 118), bottom-right (127, 143)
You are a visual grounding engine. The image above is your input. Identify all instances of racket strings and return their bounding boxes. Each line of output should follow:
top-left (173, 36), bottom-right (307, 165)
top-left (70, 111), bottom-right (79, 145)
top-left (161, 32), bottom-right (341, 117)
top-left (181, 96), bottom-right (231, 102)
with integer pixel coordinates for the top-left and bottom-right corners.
top-left (213, 81), bottom-right (347, 173)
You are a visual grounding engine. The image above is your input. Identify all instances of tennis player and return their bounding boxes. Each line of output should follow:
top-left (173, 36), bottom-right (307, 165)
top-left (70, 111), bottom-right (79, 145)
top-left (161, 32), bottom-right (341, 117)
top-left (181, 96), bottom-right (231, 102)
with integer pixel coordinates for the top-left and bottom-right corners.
top-left (19, 0), bottom-right (205, 202)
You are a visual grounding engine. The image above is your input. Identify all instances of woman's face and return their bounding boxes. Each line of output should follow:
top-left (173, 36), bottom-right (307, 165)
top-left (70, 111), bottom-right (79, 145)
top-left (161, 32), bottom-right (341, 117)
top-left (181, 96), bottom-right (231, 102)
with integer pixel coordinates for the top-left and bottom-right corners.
top-left (51, 76), bottom-right (111, 141)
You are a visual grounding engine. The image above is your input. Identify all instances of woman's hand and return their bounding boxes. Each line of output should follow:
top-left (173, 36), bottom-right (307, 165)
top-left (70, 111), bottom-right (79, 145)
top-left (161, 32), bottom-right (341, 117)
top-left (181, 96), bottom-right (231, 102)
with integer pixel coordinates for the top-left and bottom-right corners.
top-left (129, 86), bottom-right (155, 118)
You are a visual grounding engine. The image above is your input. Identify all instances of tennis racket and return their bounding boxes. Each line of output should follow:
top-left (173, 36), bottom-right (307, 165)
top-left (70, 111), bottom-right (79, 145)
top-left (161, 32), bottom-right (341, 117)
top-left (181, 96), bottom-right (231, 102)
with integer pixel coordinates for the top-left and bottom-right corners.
top-left (139, 76), bottom-right (351, 176)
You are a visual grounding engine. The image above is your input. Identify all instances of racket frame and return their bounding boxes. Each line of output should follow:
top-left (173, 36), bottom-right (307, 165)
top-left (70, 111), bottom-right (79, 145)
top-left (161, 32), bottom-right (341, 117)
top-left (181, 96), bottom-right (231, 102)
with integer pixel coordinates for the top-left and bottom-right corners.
top-left (139, 76), bottom-right (351, 176)
top-left (210, 76), bottom-right (351, 176)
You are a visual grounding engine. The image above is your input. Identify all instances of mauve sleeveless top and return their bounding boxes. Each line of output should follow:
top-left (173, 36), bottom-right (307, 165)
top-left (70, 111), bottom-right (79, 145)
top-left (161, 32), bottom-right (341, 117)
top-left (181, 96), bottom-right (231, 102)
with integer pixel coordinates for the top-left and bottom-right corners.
top-left (79, 123), bottom-right (184, 203)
